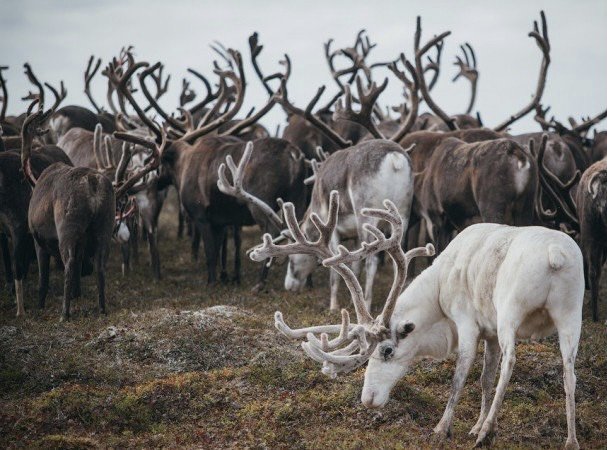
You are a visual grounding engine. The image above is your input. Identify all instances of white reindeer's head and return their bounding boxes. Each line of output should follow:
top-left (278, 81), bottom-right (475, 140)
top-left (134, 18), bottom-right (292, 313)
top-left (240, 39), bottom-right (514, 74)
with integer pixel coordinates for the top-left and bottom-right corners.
top-left (250, 190), bottom-right (434, 407)
top-left (361, 321), bottom-right (417, 408)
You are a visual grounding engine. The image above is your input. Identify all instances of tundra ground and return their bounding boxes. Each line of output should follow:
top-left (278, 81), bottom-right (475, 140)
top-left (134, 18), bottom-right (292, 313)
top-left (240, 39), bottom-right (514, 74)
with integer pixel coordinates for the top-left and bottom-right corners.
top-left (1, 191), bottom-right (606, 449)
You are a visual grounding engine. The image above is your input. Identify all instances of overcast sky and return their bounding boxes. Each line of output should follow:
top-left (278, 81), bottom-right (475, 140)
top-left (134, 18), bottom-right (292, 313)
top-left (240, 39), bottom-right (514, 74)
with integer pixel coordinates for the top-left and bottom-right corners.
top-left (1, 0), bottom-right (605, 134)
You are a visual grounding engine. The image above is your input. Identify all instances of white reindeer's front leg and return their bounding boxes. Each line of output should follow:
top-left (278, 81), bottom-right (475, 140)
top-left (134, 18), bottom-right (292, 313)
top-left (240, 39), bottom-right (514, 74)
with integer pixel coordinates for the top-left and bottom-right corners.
top-left (433, 326), bottom-right (479, 440)
top-left (470, 338), bottom-right (500, 436)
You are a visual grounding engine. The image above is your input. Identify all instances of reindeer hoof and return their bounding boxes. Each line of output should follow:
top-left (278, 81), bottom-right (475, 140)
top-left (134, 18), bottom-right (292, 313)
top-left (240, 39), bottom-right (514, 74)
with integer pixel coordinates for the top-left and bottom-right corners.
top-left (432, 426), bottom-right (451, 442)
top-left (251, 282), bottom-right (265, 294)
top-left (564, 439), bottom-right (579, 450)
top-left (469, 422), bottom-right (483, 436)
top-left (474, 427), bottom-right (495, 448)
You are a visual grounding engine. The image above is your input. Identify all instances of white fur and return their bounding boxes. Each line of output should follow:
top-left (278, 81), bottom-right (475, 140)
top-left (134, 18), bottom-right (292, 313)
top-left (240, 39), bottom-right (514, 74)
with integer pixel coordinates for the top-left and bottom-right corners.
top-left (115, 222), bottom-right (130, 244)
top-left (361, 223), bottom-right (583, 448)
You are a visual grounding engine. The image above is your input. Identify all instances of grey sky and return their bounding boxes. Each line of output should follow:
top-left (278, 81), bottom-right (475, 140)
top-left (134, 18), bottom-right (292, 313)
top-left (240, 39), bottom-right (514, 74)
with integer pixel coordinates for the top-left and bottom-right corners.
top-left (1, 0), bottom-right (605, 134)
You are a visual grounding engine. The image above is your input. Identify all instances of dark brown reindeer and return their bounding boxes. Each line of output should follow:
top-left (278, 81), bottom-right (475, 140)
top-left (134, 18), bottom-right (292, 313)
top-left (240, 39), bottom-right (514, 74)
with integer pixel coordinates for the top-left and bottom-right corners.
top-left (576, 158), bottom-right (607, 321)
top-left (0, 102), bottom-right (72, 316)
top-left (536, 106), bottom-right (607, 167)
top-left (23, 99), bottom-right (164, 320)
top-left (110, 49), bottom-right (307, 289)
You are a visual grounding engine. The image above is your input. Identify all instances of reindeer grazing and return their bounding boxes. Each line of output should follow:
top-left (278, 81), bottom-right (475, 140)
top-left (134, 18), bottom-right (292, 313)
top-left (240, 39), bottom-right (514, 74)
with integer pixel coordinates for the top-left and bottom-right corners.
top-left (253, 191), bottom-right (583, 449)
top-left (22, 99), bottom-right (164, 320)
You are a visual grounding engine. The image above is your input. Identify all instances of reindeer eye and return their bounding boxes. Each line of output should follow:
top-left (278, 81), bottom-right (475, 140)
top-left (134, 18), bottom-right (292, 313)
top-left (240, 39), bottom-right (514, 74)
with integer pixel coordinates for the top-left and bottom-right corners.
top-left (398, 322), bottom-right (415, 340)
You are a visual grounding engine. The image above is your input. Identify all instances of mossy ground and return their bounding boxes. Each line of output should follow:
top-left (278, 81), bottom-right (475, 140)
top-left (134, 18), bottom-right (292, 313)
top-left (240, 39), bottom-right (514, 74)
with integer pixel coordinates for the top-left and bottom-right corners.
top-left (1, 191), bottom-right (606, 449)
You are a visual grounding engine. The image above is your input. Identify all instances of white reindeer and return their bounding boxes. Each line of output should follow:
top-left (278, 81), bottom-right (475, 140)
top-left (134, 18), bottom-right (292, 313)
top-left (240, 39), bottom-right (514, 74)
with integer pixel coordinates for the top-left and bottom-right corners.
top-left (217, 140), bottom-right (414, 311)
top-left (251, 192), bottom-right (583, 449)
top-left (285, 140), bottom-right (413, 311)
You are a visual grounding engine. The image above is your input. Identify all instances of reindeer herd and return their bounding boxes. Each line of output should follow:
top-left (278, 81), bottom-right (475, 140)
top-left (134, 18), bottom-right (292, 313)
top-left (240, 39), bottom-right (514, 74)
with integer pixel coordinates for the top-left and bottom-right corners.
top-left (1, 10), bottom-right (606, 449)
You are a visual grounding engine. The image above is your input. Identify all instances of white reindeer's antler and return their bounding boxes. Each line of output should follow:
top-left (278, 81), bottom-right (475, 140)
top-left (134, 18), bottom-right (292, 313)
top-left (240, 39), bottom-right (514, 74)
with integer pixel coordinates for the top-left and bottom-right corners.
top-left (254, 192), bottom-right (435, 377)
top-left (217, 141), bottom-right (284, 231)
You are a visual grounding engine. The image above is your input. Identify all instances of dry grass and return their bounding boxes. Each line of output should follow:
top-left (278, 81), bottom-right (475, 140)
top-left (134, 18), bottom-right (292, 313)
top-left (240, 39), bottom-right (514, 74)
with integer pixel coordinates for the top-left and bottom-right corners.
top-left (1, 190), bottom-right (606, 449)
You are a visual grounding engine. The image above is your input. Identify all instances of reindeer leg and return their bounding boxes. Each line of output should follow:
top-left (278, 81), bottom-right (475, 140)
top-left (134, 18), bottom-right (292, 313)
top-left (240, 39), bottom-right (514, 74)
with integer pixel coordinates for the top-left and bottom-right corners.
top-left (470, 338), bottom-right (500, 436)
top-left (131, 217), bottom-right (140, 264)
top-left (191, 227), bottom-right (201, 262)
top-left (475, 324), bottom-right (518, 447)
top-left (0, 233), bottom-right (14, 293)
top-left (434, 324), bottom-right (479, 440)
top-left (220, 228), bottom-right (229, 283)
top-left (96, 243), bottom-right (108, 315)
top-left (148, 225), bottom-right (161, 280)
top-left (120, 242), bottom-right (130, 276)
top-left (12, 231), bottom-right (30, 317)
top-left (60, 244), bottom-right (79, 321)
top-left (35, 242), bottom-right (50, 309)
top-left (587, 245), bottom-right (602, 322)
top-left (232, 225), bottom-right (242, 284)
top-left (554, 316), bottom-right (581, 450)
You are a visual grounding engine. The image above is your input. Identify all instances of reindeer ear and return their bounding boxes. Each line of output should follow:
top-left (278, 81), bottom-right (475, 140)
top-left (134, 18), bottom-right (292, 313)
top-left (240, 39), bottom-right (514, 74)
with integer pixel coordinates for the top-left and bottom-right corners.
top-left (397, 322), bottom-right (415, 339)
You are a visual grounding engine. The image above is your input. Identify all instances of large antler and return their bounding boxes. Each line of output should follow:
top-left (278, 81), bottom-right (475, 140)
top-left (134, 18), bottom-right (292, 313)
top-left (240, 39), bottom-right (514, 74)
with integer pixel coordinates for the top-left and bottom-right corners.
top-left (251, 192), bottom-right (434, 376)
top-left (423, 39), bottom-right (444, 91)
top-left (414, 17), bottom-right (456, 130)
top-left (139, 62), bottom-right (186, 133)
top-left (452, 43), bottom-right (478, 115)
top-left (84, 56), bottom-right (103, 113)
top-left (249, 32), bottom-right (292, 97)
top-left (333, 76), bottom-right (388, 139)
top-left (494, 11), bottom-right (550, 132)
top-left (387, 53), bottom-right (420, 142)
top-left (177, 50), bottom-right (247, 144)
top-left (21, 99), bottom-right (52, 186)
top-left (217, 141), bottom-right (284, 232)
top-left (22, 63), bottom-right (45, 105)
top-left (0, 66), bottom-right (8, 122)
top-left (532, 134), bottom-right (579, 232)
top-left (44, 80), bottom-right (67, 113)
top-left (319, 30), bottom-right (388, 112)
top-left (275, 79), bottom-right (352, 149)
top-left (112, 129), bottom-right (166, 199)
top-left (103, 55), bottom-right (163, 142)
top-left (143, 63), bottom-right (170, 113)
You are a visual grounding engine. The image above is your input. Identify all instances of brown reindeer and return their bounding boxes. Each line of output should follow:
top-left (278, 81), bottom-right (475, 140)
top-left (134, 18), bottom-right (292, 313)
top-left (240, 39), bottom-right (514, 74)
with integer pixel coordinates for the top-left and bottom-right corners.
top-left (0, 103), bottom-right (72, 316)
top-left (576, 158), bottom-right (607, 321)
top-left (23, 99), bottom-right (164, 320)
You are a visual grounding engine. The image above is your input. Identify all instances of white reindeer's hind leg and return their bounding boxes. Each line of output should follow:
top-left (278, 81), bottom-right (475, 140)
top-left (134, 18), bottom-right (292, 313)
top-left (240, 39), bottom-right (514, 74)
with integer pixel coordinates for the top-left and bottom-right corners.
top-left (475, 325), bottom-right (517, 447)
top-left (470, 338), bottom-right (500, 436)
top-left (556, 323), bottom-right (581, 450)
top-left (434, 325), bottom-right (480, 440)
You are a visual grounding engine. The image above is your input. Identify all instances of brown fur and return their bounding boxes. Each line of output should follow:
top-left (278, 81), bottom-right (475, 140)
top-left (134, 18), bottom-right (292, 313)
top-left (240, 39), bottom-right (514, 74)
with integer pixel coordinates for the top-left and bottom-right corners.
top-left (575, 159), bottom-right (607, 321)
top-left (28, 163), bottom-right (114, 319)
